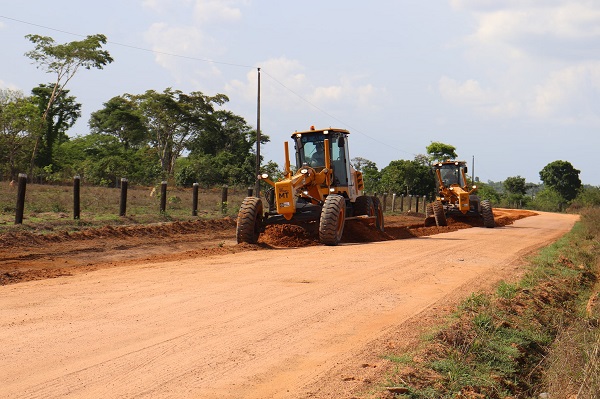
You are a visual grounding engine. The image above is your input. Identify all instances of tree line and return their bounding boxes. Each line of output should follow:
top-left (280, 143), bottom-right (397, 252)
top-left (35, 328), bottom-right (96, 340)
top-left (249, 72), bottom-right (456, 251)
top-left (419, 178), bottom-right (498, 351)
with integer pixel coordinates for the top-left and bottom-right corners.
top-left (353, 142), bottom-right (599, 212)
top-left (1, 33), bottom-right (597, 213)
top-left (0, 33), bottom-right (272, 187)
top-left (0, 85), bottom-right (271, 188)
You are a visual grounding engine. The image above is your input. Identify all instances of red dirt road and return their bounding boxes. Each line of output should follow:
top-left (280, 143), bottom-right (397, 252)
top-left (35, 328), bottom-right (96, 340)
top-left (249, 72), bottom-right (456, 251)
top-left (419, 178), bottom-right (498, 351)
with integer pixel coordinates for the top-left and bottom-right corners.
top-left (0, 211), bottom-right (578, 398)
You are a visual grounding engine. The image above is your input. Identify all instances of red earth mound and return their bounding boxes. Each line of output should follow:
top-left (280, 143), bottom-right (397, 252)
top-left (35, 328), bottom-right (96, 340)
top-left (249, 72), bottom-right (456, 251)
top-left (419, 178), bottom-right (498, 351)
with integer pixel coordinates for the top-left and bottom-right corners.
top-left (258, 209), bottom-right (537, 247)
top-left (0, 209), bottom-right (536, 285)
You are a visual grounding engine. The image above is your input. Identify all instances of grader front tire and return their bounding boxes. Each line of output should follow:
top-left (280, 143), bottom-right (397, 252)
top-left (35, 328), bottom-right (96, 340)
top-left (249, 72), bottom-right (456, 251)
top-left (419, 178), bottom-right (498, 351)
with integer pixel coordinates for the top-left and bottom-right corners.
top-left (433, 200), bottom-right (447, 227)
top-left (319, 195), bottom-right (346, 246)
top-left (424, 203), bottom-right (436, 227)
top-left (481, 200), bottom-right (495, 228)
top-left (236, 197), bottom-right (264, 244)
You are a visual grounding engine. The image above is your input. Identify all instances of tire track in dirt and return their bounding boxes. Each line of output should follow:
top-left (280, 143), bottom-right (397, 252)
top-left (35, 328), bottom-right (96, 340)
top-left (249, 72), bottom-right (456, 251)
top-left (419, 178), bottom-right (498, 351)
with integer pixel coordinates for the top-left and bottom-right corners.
top-left (0, 211), bottom-right (576, 399)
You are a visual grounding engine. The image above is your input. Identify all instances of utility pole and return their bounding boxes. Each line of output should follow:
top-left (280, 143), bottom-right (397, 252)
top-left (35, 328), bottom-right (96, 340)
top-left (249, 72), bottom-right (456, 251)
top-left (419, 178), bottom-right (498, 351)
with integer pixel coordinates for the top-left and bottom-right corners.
top-left (472, 155), bottom-right (475, 183)
top-left (254, 67), bottom-right (261, 197)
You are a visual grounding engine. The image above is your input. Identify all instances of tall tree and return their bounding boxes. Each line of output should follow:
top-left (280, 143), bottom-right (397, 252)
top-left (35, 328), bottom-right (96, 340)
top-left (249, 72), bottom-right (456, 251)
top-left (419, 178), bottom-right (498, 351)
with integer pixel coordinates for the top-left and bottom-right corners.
top-left (55, 134), bottom-right (161, 186)
top-left (89, 95), bottom-right (147, 149)
top-left (25, 33), bottom-right (113, 177)
top-left (183, 104), bottom-right (268, 186)
top-left (90, 88), bottom-right (267, 185)
top-left (352, 157), bottom-right (376, 172)
top-left (426, 141), bottom-right (457, 162)
top-left (539, 160), bottom-right (582, 202)
top-left (380, 159), bottom-right (435, 195)
top-left (503, 175), bottom-right (527, 195)
top-left (129, 89), bottom-right (228, 176)
top-left (30, 84), bottom-right (81, 169)
top-left (0, 89), bottom-right (40, 180)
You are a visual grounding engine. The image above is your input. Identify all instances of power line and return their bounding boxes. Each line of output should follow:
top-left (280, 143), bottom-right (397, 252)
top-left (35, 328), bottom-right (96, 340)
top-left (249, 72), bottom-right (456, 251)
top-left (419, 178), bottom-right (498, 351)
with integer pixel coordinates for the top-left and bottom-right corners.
top-left (1, 14), bottom-right (418, 158)
top-left (262, 70), bottom-right (417, 157)
top-left (0, 15), bottom-right (254, 69)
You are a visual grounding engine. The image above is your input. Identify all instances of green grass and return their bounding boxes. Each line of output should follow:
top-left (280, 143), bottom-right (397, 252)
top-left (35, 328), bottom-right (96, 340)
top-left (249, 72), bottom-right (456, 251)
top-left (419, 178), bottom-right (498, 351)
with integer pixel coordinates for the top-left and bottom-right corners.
top-left (0, 182), bottom-right (250, 234)
top-left (378, 207), bottom-right (600, 399)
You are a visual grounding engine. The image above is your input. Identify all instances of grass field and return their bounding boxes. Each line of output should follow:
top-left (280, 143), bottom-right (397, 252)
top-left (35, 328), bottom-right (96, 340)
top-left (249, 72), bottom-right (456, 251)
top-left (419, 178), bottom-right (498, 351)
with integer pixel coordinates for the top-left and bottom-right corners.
top-left (0, 182), bottom-right (250, 234)
top-left (381, 207), bottom-right (600, 399)
top-left (0, 181), bottom-right (428, 236)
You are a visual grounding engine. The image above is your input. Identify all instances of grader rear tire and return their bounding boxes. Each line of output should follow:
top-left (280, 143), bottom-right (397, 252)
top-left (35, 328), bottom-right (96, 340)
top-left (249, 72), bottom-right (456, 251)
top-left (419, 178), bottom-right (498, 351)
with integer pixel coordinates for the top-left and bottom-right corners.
top-left (481, 200), bottom-right (495, 228)
top-left (236, 197), bottom-right (264, 244)
top-left (433, 200), bottom-right (447, 227)
top-left (319, 195), bottom-right (346, 246)
top-left (354, 195), bottom-right (375, 217)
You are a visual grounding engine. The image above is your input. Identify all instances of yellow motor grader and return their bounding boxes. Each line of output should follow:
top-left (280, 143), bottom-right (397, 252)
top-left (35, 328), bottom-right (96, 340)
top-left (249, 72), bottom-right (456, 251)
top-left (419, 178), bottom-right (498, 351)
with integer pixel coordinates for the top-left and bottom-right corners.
top-left (236, 127), bottom-right (384, 246)
top-left (426, 160), bottom-right (495, 228)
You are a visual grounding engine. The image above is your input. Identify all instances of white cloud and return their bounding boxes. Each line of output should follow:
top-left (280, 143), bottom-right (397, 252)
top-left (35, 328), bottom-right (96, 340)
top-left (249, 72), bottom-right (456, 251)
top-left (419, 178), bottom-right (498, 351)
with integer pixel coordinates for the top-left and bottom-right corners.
top-left (309, 74), bottom-right (380, 109)
top-left (531, 63), bottom-right (600, 120)
top-left (143, 0), bottom-right (244, 24)
top-left (142, 0), bottom-right (248, 86)
top-left (225, 58), bottom-right (383, 112)
top-left (438, 76), bottom-right (521, 117)
top-left (226, 58), bottom-right (307, 109)
top-left (0, 80), bottom-right (21, 91)
top-left (439, 76), bottom-right (489, 105)
top-left (459, 1), bottom-right (600, 59)
top-left (144, 23), bottom-right (223, 83)
top-left (141, 0), bottom-right (191, 14)
top-left (440, 0), bottom-right (600, 125)
top-left (193, 0), bottom-right (244, 23)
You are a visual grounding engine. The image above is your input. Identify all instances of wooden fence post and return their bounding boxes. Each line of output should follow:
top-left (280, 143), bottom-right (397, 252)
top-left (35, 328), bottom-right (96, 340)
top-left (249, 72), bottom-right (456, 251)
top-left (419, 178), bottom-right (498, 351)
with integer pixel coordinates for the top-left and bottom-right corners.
top-left (192, 182), bottom-right (199, 216)
top-left (119, 178), bottom-right (128, 217)
top-left (14, 173), bottom-right (27, 224)
top-left (73, 175), bottom-right (80, 220)
top-left (400, 194), bottom-right (404, 212)
top-left (221, 185), bottom-right (228, 214)
top-left (408, 195), bottom-right (413, 212)
top-left (415, 194), bottom-right (419, 213)
top-left (391, 193), bottom-right (396, 212)
top-left (160, 181), bottom-right (167, 213)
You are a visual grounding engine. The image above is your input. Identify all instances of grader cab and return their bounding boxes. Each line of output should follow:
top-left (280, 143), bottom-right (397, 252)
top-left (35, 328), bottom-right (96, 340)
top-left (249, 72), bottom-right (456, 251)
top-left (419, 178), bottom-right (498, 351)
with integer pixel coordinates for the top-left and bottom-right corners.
top-left (236, 127), bottom-right (384, 246)
top-left (426, 160), bottom-right (495, 228)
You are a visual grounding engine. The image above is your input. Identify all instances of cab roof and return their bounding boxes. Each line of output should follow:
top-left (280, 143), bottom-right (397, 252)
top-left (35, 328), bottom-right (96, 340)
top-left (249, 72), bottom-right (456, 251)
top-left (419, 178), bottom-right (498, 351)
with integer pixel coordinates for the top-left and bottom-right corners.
top-left (433, 160), bottom-right (468, 167)
top-left (291, 127), bottom-right (350, 138)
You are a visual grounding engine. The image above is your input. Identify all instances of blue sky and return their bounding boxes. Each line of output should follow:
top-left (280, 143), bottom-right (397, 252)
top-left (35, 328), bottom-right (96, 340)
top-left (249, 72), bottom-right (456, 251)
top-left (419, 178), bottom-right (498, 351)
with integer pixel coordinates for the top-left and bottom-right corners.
top-left (1, 0), bottom-right (598, 185)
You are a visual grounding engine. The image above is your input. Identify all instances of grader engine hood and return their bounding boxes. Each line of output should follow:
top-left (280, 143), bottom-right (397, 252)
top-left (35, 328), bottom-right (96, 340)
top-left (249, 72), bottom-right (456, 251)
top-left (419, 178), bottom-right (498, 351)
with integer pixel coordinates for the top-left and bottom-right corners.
top-left (273, 166), bottom-right (330, 220)
top-left (446, 186), bottom-right (472, 214)
top-left (275, 180), bottom-right (294, 215)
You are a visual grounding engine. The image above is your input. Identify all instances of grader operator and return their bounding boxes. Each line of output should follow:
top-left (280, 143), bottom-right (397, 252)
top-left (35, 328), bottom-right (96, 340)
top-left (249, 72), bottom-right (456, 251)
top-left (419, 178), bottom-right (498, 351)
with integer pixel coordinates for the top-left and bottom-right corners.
top-left (236, 127), bottom-right (384, 246)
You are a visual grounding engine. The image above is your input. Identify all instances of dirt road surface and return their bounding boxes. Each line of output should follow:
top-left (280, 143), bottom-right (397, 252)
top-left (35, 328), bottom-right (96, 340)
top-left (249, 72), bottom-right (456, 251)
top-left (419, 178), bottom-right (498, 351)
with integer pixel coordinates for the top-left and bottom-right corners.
top-left (0, 211), bottom-right (578, 398)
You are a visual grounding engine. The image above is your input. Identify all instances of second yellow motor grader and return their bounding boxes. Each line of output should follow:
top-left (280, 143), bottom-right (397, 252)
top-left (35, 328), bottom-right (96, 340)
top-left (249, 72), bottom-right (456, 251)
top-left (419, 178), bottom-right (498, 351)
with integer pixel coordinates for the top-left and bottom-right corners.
top-left (426, 160), bottom-right (495, 228)
top-left (236, 127), bottom-right (384, 246)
